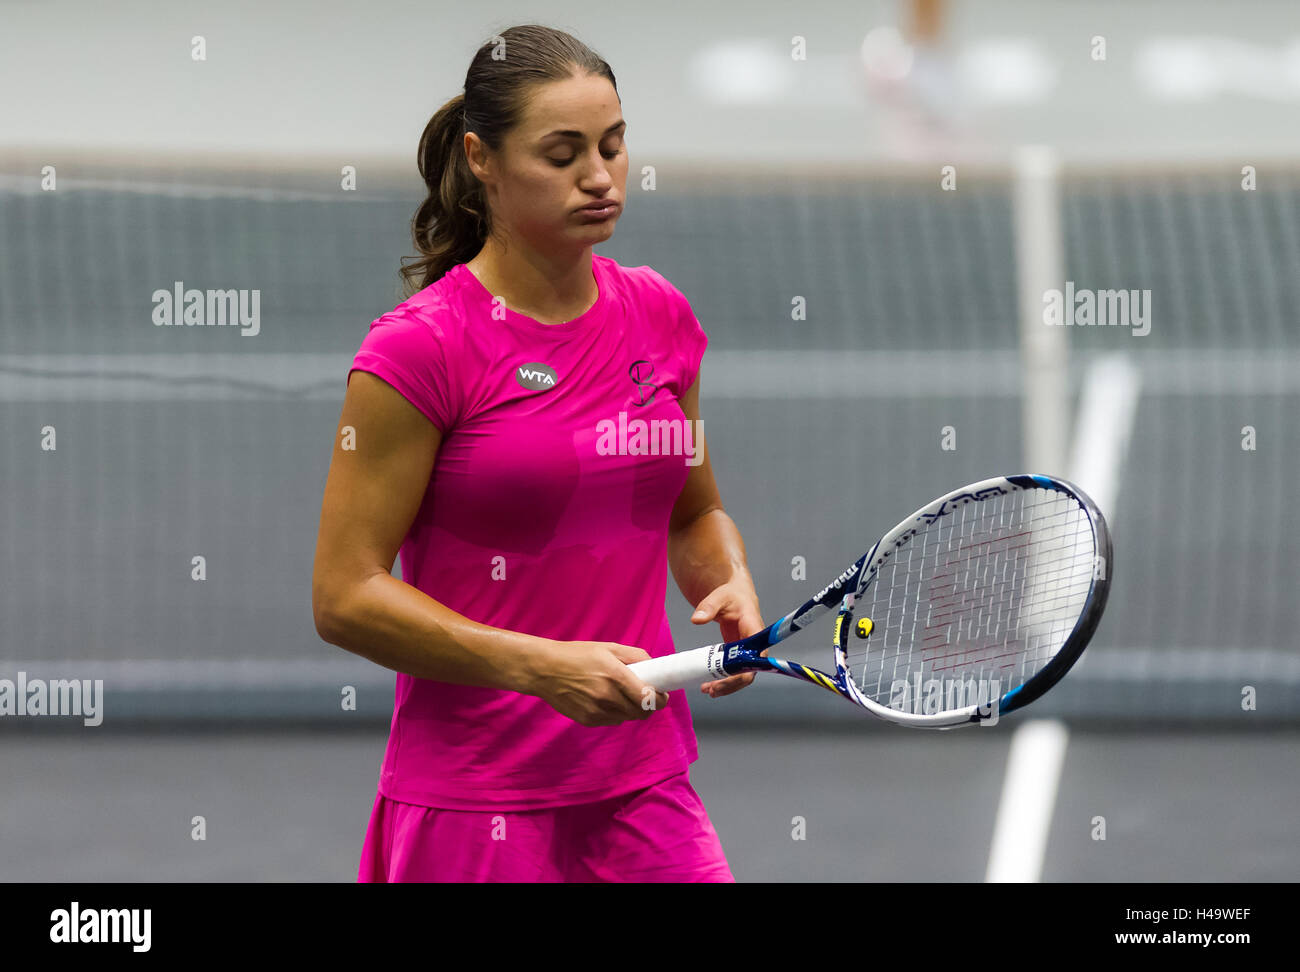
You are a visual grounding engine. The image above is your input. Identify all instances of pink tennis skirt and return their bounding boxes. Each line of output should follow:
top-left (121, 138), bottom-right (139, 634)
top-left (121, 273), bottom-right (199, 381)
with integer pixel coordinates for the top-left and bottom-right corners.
top-left (358, 770), bottom-right (734, 883)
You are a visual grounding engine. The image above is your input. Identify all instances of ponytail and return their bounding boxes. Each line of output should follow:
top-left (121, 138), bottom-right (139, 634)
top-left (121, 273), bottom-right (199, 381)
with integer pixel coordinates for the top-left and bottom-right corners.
top-left (400, 93), bottom-right (488, 294)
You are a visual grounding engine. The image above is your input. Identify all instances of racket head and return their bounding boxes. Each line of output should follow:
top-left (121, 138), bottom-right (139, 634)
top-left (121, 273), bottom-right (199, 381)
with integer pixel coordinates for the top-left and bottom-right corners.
top-left (828, 474), bottom-right (1111, 727)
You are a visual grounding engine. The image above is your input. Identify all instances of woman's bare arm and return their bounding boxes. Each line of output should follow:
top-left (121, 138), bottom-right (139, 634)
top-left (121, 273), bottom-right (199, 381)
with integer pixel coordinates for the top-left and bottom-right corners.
top-left (667, 373), bottom-right (764, 697)
top-left (311, 370), bottom-right (666, 724)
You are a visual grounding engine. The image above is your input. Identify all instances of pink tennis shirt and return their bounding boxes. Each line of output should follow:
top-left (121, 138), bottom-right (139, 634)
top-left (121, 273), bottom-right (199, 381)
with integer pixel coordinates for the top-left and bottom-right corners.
top-left (348, 253), bottom-right (709, 811)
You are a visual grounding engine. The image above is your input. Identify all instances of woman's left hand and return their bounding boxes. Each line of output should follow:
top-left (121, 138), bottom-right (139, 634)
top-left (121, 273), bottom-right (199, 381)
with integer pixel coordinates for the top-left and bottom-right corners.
top-left (689, 577), bottom-right (764, 698)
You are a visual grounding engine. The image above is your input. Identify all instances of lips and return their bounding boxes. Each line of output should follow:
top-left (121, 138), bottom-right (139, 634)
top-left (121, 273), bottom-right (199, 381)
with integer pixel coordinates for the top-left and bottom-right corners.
top-left (578, 201), bottom-right (619, 213)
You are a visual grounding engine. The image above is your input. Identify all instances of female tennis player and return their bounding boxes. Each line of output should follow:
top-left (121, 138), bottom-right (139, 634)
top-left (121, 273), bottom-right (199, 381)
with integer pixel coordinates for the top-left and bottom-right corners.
top-left (311, 25), bottom-right (763, 882)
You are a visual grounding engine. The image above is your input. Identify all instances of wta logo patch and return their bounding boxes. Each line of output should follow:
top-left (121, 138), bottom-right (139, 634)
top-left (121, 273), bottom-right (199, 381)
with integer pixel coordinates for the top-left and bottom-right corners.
top-left (515, 362), bottom-right (558, 391)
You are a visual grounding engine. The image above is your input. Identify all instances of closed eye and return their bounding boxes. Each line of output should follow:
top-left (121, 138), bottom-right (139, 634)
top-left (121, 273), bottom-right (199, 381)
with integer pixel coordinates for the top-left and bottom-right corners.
top-left (549, 148), bottom-right (623, 167)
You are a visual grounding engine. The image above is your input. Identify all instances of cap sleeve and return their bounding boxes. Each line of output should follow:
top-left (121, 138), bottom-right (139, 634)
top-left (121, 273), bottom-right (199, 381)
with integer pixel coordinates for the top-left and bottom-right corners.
top-left (349, 309), bottom-right (458, 433)
top-left (637, 265), bottom-right (708, 396)
top-left (667, 284), bottom-right (708, 394)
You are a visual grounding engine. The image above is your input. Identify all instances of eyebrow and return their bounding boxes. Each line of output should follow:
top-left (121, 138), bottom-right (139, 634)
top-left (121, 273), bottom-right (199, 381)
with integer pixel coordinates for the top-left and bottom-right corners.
top-left (541, 119), bottom-right (626, 140)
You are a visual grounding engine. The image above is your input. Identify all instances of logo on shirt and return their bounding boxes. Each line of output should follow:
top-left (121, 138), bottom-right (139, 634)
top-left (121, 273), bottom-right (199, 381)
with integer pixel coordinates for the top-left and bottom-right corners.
top-left (516, 362), bottom-right (559, 391)
top-left (628, 359), bottom-right (659, 406)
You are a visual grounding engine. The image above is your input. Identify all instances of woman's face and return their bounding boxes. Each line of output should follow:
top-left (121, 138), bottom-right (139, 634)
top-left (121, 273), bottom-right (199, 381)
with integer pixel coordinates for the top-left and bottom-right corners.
top-left (469, 73), bottom-right (627, 254)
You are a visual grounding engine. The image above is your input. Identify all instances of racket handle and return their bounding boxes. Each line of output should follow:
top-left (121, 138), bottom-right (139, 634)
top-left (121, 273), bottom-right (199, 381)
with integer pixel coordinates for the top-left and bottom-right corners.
top-left (628, 644), bottom-right (730, 692)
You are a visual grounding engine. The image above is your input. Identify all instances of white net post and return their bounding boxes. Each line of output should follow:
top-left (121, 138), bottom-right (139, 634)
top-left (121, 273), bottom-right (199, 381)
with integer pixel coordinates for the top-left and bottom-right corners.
top-left (998, 148), bottom-right (1072, 886)
top-left (1013, 145), bottom-right (1068, 476)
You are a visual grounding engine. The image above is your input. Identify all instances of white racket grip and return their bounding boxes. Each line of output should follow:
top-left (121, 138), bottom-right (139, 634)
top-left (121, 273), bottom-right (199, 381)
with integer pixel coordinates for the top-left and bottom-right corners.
top-left (628, 644), bottom-right (729, 692)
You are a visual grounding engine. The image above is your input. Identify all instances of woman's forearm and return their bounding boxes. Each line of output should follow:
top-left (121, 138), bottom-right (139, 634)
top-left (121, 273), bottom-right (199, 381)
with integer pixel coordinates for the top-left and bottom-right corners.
top-left (314, 571), bottom-right (553, 694)
top-left (668, 507), bottom-right (755, 608)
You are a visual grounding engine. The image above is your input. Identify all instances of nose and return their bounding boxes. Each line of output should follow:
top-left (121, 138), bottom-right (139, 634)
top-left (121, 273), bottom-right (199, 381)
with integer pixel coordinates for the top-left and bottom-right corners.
top-left (579, 148), bottom-right (616, 187)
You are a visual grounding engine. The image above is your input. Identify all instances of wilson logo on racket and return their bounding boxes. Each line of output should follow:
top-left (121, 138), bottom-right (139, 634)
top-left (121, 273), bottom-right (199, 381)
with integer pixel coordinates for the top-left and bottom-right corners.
top-left (515, 363), bottom-right (558, 391)
top-left (813, 562), bottom-right (860, 603)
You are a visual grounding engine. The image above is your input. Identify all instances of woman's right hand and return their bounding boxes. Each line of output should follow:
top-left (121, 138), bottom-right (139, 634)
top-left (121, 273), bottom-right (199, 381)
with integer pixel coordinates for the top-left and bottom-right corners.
top-left (523, 641), bottom-right (671, 727)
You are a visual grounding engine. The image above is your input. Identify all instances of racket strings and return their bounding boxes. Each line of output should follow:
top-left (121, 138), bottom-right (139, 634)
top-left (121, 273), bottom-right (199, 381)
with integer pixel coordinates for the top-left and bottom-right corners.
top-left (847, 488), bottom-right (1095, 713)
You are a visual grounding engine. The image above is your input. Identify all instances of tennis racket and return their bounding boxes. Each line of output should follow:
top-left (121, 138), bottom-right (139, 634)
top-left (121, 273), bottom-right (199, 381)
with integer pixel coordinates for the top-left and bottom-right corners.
top-left (630, 474), bottom-right (1111, 728)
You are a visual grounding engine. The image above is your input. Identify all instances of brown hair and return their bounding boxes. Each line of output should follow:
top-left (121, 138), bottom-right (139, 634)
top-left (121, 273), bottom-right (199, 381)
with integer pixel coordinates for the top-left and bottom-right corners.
top-left (400, 25), bottom-right (619, 295)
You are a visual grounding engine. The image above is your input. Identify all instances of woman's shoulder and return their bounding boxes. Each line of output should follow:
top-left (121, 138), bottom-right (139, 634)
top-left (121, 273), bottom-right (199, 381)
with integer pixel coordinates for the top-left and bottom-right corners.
top-left (599, 254), bottom-right (673, 291)
top-left (596, 255), bottom-right (690, 313)
top-left (369, 265), bottom-right (476, 341)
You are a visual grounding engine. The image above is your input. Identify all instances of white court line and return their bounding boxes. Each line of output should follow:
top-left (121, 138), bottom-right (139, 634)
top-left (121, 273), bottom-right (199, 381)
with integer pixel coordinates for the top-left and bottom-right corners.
top-left (985, 719), bottom-right (1071, 883)
top-left (983, 353), bottom-right (1142, 883)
